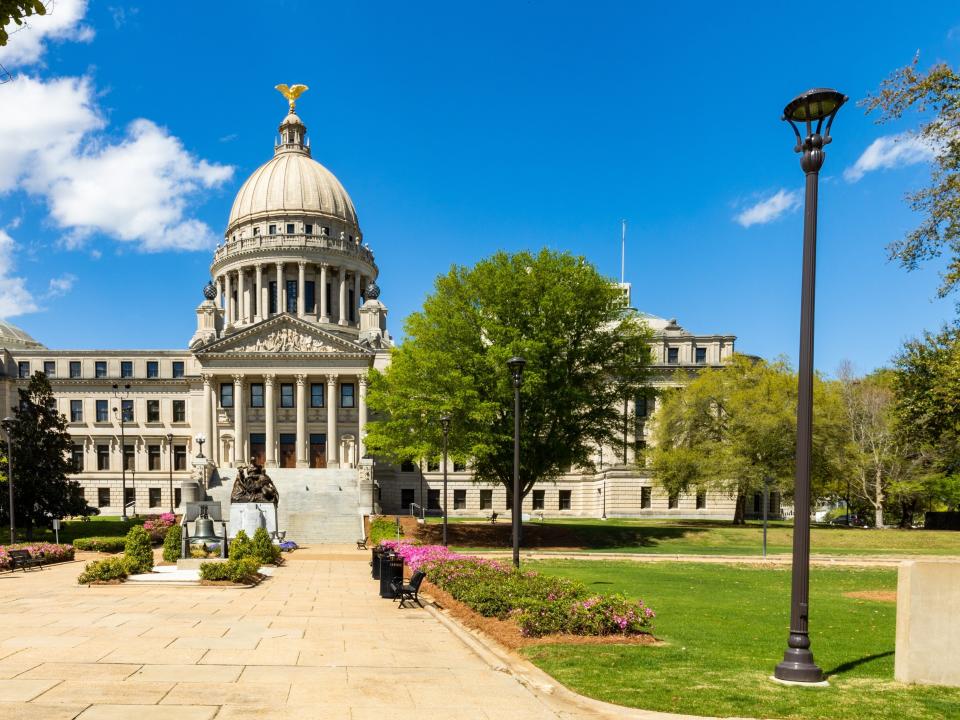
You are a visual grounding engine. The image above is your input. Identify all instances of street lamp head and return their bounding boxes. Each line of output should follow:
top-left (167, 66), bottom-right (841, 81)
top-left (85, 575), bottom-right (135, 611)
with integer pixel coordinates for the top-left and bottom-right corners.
top-left (782, 87), bottom-right (847, 153)
top-left (507, 356), bottom-right (526, 387)
top-left (440, 414), bottom-right (451, 433)
top-left (194, 433), bottom-right (206, 444)
top-left (166, 432), bottom-right (173, 442)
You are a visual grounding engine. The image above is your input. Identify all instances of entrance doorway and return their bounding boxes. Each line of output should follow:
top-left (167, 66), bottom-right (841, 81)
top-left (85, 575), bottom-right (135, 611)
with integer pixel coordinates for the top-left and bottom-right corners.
top-left (310, 433), bottom-right (326, 468)
top-left (279, 433), bottom-right (296, 468)
top-left (249, 433), bottom-right (266, 466)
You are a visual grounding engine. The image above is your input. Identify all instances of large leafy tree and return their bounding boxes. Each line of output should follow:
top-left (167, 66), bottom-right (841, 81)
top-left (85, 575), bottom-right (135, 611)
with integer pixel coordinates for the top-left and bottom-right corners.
top-left (0, 1), bottom-right (46, 47)
top-left (1, 371), bottom-right (88, 538)
top-left (365, 249), bottom-right (653, 502)
top-left (650, 355), bottom-right (845, 524)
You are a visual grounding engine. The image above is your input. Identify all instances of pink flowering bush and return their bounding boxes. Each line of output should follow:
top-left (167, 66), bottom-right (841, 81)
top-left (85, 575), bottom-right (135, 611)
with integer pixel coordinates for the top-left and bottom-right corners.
top-left (0, 543), bottom-right (75, 571)
top-left (142, 513), bottom-right (177, 543)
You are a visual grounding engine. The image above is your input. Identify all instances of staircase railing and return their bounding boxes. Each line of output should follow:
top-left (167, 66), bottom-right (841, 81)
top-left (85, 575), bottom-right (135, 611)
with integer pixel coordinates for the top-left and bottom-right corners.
top-left (409, 502), bottom-right (425, 520)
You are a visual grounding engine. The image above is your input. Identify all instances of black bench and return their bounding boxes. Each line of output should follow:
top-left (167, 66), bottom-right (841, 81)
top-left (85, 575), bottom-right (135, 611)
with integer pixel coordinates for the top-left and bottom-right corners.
top-left (489, 512), bottom-right (499, 524)
top-left (357, 536), bottom-right (368, 550)
top-left (8, 549), bottom-right (43, 572)
top-left (391, 570), bottom-right (426, 608)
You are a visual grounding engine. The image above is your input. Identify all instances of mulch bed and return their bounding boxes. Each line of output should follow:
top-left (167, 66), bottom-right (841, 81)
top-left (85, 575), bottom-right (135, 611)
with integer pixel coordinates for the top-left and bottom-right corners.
top-left (843, 590), bottom-right (897, 603)
top-left (422, 580), bottom-right (658, 651)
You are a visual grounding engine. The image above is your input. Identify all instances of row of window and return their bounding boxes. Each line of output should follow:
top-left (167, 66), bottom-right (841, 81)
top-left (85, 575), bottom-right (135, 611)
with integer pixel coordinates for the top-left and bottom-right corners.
top-left (399, 459), bottom-right (467, 473)
top-left (19, 360), bottom-right (186, 380)
top-left (95, 487), bottom-right (180, 509)
top-left (66, 399), bottom-right (186, 424)
top-left (235, 223), bottom-right (357, 243)
top-left (665, 346), bottom-right (709, 365)
top-left (72, 443), bottom-right (188, 472)
top-left (396, 487), bottom-right (711, 512)
top-left (220, 382), bottom-right (355, 409)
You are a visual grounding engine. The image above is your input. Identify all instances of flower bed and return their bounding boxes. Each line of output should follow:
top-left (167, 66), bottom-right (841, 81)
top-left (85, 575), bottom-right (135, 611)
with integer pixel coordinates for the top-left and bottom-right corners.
top-left (0, 543), bottom-right (75, 571)
top-left (380, 541), bottom-right (654, 638)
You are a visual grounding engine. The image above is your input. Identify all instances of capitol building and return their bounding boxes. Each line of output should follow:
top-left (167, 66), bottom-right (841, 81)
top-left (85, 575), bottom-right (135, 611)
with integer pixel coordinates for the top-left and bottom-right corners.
top-left (0, 95), bottom-right (745, 542)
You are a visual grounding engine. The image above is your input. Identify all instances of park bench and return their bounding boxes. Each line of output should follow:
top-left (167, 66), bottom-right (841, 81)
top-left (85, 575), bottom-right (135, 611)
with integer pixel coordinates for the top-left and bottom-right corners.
top-left (391, 570), bottom-right (426, 608)
top-left (8, 549), bottom-right (43, 572)
top-left (489, 512), bottom-right (498, 524)
top-left (357, 536), bottom-right (368, 550)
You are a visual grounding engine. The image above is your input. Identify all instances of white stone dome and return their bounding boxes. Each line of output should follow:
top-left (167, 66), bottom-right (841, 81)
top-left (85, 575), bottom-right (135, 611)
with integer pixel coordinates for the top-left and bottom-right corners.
top-left (0, 319), bottom-right (44, 349)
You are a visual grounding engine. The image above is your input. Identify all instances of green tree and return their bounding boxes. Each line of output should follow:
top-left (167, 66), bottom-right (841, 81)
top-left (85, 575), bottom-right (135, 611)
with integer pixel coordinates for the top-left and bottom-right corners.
top-left (0, 0), bottom-right (46, 47)
top-left (365, 249), bottom-right (653, 503)
top-left (1, 371), bottom-right (88, 538)
top-left (864, 57), bottom-right (960, 298)
top-left (650, 355), bottom-right (844, 524)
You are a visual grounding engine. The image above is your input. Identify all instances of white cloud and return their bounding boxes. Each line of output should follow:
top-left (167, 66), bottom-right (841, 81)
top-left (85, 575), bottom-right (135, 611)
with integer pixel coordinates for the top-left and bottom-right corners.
top-left (0, 0), bottom-right (94, 68)
top-left (45, 273), bottom-right (76, 298)
top-left (843, 132), bottom-right (936, 183)
top-left (0, 229), bottom-right (38, 318)
top-left (734, 189), bottom-right (801, 228)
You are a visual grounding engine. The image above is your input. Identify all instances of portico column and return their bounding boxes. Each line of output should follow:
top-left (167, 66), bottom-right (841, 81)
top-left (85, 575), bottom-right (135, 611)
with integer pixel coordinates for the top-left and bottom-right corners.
top-left (202, 374), bottom-right (214, 463)
top-left (358, 375), bottom-right (368, 460)
top-left (237, 268), bottom-right (246, 324)
top-left (216, 276), bottom-right (223, 312)
top-left (319, 264), bottom-right (329, 322)
top-left (275, 262), bottom-right (284, 316)
top-left (297, 261), bottom-right (306, 318)
top-left (254, 264), bottom-right (264, 322)
top-left (296, 374), bottom-right (307, 468)
top-left (224, 272), bottom-right (233, 325)
top-left (353, 272), bottom-right (361, 326)
top-left (264, 374), bottom-right (276, 467)
top-left (233, 374), bottom-right (245, 465)
top-left (326, 374), bottom-right (338, 467)
top-left (338, 268), bottom-right (347, 326)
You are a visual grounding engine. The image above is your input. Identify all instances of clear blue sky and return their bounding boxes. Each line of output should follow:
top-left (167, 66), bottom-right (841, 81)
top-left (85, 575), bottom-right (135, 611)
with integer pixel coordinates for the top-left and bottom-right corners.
top-left (1, 1), bottom-right (958, 375)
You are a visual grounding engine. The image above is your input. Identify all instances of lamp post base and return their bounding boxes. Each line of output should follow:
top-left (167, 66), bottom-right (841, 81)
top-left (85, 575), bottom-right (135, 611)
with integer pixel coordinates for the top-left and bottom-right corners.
top-left (774, 648), bottom-right (823, 683)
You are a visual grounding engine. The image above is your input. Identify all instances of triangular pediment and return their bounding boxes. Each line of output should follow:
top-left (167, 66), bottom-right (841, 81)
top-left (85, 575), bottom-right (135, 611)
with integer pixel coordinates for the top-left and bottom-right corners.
top-left (196, 314), bottom-right (371, 356)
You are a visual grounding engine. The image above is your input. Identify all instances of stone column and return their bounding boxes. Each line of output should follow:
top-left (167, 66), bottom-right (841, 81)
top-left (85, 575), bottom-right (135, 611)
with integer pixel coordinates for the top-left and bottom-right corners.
top-left (224, 272), bottom-right (233, 325)
top-left (254, 263), bottom-right (264, 322)
top-left (215, 276), bottom-right (223, 311)
top-left (297, 261), bottom-right (306, 318)
top-left (275, 262), bottom-right (284, 316)
top-left (353, 272), bottom-right (361, 326)
top-left (233, 374), bottom-right (245, 466)
top-left (326, 374), bottom-right (338, 467)
top-left (338, 268), bottom-right (347, 326)
top-left (319, 264), bottom-right (329, 322)
top-left (296, 374), bottom-right (307, 468)
top-left (202, 374), bottom-right (214, 463)
top-left (264, 374), bottom-right (276, 467)
top-left (358, 374), bottom-right (368, 460)
top-left (237, 267), bottom-right (246, 324)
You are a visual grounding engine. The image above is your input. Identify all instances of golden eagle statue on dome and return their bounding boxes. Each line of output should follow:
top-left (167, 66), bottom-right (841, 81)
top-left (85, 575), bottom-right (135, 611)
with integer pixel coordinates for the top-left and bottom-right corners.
top-left (275, 83), bottom-right (309, 113)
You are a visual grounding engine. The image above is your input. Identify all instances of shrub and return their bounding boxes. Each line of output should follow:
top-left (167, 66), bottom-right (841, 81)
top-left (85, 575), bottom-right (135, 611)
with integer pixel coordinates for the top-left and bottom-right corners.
top-left (513, 594), bottom-right (655, 637)
top-left (251, 527), bottom-right (280, 565)
top-left (199, 557), bottom-right (261, 584)
top-left (73, 537), bottom-right (126, 553)
top-left (229, 530), bottom-right (253, 561)
top-left (369, 516), bottom-right (400, 544)
top-left (162, 525), bottom-right (182, 562)
top-left (123, 525), bottom-right (154, 574)
top-left (0, 543), bottom-right (74, 570)
top-left (77, 556), bottom-right (129, 584)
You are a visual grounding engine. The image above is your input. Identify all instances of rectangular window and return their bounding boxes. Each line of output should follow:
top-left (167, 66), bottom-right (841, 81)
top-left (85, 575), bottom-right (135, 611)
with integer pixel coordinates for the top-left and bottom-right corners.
top-left (695, 347), bottom-right (707, 364)
top-left (269, 281), bottom-right (277, 314)
top-left (97, 444), bottom-right (110, 470)
top-left (268, 223), bottom-right (277, 235)
top-left (253, 226), bottom-right (260, 236)
top-left (428, 489), bottom-right (441, 511)
top-left (97, 487), bottom-right (110, 508)
top-left (280, 383), bottom-right (294, 408)
top-left (250, 383), bottom-right (264, 408)
top-left (123, 444), bottom-right (135, 472)
top-left (400, 459), bottom-right (415, 472)
top-left (668, 492), bottom-right (679, 509)
top-left (696, 490), bottom-right (707, 509)
top-left (172, 400), bottom-right (186, 422)
top-left (95, 360), bottom-right (107, 378)
top-left (71, 445), bottom-right (84, 472)
top-left (305, 223), bottom-right (313, 235)
top-left (146, 399), bottom-right (160, 422)
top-left (17, 361), bottom-right (29, 378)
top-left (558, 490), bottom-right (572, 510)
top-left (667, 347), bottom-right (679, 364)
top-left (636, 394), bottom-right (648, 418)
top-left (305, 280), bottom-right (316, 314)
top-left (146, 361), bottom-right (159, 378)
top-left (641, 486), bottom-right (652, 509)
top-left (427, 459), bottom-right (439, 472)
top-left (286, 279), bottom-right (298, 313)
top-left (70, 399), bottom-right (83, 422)
top-left (121, 361), bottom-right (133, 378)
top-left (310, 383), bottom-right (324, 408)
top-left (174, 445), bottom-right (186, 471)
top-left (69, 361), bottom-right (81, 378)
top-left (453, 460), bottom-right (466, 472)
top-left (401, 488), bottom-right (415, 510)
top-left (124, 487), bottom-right (135, 508)
top-left (479, 489), bottom-right (493, 510)
top-left (174, 488), bottom-right (181, 508)
top-left (454, 489), bottom-right (466, 510)
top-left (121, 399), bottom-right (134, 422)
top-left (340, 383), bottom-right (355, 408)
top-left (349, 288), bottom-right (356, 322)
top-left (286, 223), bottom-right (295, 234)
top-left (44, 360), bottom-right (55, 377)
top-left (95, 399), bottom-right (108, 422)
top-left (148, 487), bottom-right (162, 508)
top-left (753, 493), bottom-right (762, 514)
top-left (172, 361), bottom-right (185, 378)
top-left (532, 490), bottom-right (545, 510)
top-left (148, 445), bottom-right (161, 470)
top-left (220, 383), bottom-right (234, 408)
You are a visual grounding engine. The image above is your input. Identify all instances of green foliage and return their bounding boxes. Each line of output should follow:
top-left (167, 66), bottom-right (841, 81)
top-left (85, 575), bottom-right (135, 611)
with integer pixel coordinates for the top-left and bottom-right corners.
top-left (76, 556), bottom-right (129, 584)
top-left (864, 58), bottom-right (960, 299)
top-left (0, 0), bottom-right (46, 47)
top-left (365, 249), bottom-right (653, 499)
top-left (72, 537), bottom-right (126, 553)
top-left (251, 527), bottom-right (280, 564)
top-left (1, 372), bottom-right (91, 536)
top-left (162, 525), bottom-right (182, 562)
top-left (199, 557), bottom-right (261, 583)
top-left (229, 530), bottom-right (252, 561)
top-left (123, 525), bottom-right (154, 574)
top-left (369, 516), bottom-right (400, 544)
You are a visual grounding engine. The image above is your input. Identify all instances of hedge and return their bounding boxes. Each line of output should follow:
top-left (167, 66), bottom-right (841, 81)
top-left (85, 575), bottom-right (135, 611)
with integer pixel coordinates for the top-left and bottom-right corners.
top-left (73, 537), bottom-right (126, 553)
top-left (199, 557), bottom-right (261, 584)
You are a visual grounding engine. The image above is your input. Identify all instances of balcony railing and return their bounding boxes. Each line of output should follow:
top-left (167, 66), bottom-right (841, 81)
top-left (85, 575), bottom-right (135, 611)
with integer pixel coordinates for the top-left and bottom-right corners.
top-left (212, 233), bottom-right (376, 267)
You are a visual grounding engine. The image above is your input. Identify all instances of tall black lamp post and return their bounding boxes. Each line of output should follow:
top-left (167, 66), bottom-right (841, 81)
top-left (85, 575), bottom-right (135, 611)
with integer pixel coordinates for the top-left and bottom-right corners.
top-left (440, 414), bottom-right (451, 546)
top-left (112, 383), bottom-right (131, 520)
top-left (774, 88), bottom-right (846, 685)
top-left (2, 416), bottom-right (15, 544)
top-left (506, 356), bottom-right (525, 568)
top-left (166, 432), bottom-right (175, 514)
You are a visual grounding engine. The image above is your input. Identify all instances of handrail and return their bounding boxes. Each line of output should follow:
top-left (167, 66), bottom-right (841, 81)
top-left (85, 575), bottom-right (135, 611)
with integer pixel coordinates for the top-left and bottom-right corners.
top-left (409, 502), bottom-right (425, 520)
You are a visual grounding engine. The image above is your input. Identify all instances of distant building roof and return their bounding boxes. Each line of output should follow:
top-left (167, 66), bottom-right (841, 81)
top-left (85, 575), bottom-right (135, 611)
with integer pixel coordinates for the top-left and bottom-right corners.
top-left (0, 319), bottom-right (45, 350)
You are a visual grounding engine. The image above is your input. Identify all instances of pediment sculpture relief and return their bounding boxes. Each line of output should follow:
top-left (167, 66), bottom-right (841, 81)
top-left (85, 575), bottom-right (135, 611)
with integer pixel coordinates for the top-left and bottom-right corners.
top-left (234, 327), bottom-right (339, 353)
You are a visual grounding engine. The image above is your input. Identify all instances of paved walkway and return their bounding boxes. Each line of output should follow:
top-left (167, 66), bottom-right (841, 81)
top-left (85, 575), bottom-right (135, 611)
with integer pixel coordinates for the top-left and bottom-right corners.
top-left (0, 554), bottom-right (604, 720)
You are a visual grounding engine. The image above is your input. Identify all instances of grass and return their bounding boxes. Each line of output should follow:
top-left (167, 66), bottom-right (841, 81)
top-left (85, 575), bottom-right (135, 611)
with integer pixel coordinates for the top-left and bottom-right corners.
top-left (523, 560), bottom-right (960, 720)
top-left (428, 518), bottom-right (960, 556)
top-left (11, 516), bottom-right (145, 544)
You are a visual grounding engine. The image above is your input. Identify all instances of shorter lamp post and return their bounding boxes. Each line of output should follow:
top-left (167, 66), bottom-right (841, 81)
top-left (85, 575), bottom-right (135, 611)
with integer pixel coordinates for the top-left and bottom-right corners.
top-left (2, 416), bottom-right (15, 544)
top-left (506, 356), bottom-right (525, 568)
top-left (166, 432), bottom-right (174, 514)
top-left (440, 414), bottom-right (451, 546)
top-left (194, 433), bottom-right (207, 489)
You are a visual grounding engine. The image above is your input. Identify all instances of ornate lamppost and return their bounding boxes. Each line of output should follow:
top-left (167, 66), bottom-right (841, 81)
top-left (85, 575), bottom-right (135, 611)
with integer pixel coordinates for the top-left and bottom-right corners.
top-left (112, 383), bottom-right (131, 520)
top-left (506, 356), bottom-right (525, 568)
top-left (2, 416), bottom-right (15, 543)
top-left (166, 432), bottom-right (175, 514)
top-left (774, 88), bottom-right (846, 685)
top-left (194, 432), bottom-right (207, 490)
top-left (440, 414), bottom-right (451, 546)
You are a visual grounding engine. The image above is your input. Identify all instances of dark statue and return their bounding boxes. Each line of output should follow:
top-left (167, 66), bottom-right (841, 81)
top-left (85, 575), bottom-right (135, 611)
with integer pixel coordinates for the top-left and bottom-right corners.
top-left (230, 461), bottom-right (279, 505)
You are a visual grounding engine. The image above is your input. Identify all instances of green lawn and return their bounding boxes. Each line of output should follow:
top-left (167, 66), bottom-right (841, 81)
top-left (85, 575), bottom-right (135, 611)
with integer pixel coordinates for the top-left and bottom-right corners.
top-left (524, 560), bottom-right (960, 720)
top-left (12, 516), bottom-right (144, 544)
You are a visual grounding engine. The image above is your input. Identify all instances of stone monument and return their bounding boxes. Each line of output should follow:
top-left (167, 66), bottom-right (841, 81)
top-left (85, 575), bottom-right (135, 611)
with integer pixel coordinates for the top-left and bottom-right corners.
top-left (228, 461), bottom-right (280, 539)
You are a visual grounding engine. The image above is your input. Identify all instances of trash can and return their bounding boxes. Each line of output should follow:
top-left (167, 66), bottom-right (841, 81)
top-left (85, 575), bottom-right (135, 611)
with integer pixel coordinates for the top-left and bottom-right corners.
top-left (371, 547), bottom-right (381, 580)
top-left (379, 554), bottom-right (404, 598)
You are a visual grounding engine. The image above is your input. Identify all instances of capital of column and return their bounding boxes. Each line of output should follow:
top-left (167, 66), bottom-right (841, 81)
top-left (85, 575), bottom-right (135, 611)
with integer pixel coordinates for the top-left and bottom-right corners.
top-left (233, 373), bottom-right (246, 385)
top-left (295, 374), bottom-right (307, 387)
top-left (298, 260), bottom-right (307, 269)
top-left (358, 374), bottom-right (369, 387)
top-left (255, 262), bottom-right (264, 271)
top-left (201, 373), bottom-right (214, 388)
top-left (263, 373), bottom-right (275, 387)
top-left (276, 261), bottom-right (285, 270)
top-left (326, 373), bottom-right (338, 387)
